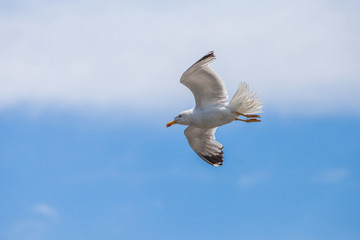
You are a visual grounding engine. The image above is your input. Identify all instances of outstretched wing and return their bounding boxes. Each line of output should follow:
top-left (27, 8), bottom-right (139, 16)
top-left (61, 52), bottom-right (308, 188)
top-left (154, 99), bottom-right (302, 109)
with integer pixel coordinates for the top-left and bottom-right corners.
top-left (180, 51), bottom-right (228, 108)
top-left (184, 126), bottom-right (224, 167)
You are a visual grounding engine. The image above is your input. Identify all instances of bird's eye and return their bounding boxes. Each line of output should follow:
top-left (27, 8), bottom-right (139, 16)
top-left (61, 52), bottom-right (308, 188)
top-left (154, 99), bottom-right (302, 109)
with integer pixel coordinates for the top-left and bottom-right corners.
top-left (178, 114), bottom-right (182, 118)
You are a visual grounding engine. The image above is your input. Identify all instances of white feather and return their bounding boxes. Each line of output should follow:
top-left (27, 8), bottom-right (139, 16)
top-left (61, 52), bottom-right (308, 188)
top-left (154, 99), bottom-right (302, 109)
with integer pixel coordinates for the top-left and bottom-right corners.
top-left (229, 82), bottom-right (263, 114)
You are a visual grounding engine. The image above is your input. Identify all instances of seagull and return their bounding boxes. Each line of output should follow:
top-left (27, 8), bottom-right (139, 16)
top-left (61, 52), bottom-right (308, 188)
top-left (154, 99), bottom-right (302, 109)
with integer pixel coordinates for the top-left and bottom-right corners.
top-left (166, 51), bottom-right (263, 167)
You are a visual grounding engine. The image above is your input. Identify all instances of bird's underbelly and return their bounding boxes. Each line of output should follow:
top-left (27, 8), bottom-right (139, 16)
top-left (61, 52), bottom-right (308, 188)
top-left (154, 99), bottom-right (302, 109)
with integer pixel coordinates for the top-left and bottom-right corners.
top-left (191, 107), bottom-right (235, 129)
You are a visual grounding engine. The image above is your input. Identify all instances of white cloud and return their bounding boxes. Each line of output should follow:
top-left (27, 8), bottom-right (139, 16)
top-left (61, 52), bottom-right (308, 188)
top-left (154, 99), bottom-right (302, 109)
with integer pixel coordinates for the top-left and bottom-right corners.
top-left (238, 170), bottom-right (269, 188)
top-left (0, 0), bottom-right (359, 115)
top-left (32, 203), bottom-right (57, 219)
top-left (317, 168), bottom-right (348, 184)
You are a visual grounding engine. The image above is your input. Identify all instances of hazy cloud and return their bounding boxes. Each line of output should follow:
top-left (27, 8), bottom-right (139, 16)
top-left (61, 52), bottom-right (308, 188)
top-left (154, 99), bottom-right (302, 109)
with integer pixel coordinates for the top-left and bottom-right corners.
top-left (32, 203), bottom-right (57, 219)
top-left (4, 204), bottom-right (57, 240)
top-left (317, 168), bottom-right (348, 184)
top-left (6, 220), bottom-right (49, 240)
top-left (0, 0), bottom-right (359, 115)
top-left (238, 170), bottom-right (270, 188)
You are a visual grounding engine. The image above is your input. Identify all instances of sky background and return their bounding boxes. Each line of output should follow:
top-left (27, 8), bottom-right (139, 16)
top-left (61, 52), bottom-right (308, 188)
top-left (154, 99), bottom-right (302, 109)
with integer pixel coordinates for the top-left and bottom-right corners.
top-left (1, 0), bottom-right (360, 239)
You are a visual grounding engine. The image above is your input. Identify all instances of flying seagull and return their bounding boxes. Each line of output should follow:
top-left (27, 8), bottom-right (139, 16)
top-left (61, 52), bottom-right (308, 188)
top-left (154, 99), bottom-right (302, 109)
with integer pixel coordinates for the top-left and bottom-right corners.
top-left (166, 51), bottom-right (263, 167)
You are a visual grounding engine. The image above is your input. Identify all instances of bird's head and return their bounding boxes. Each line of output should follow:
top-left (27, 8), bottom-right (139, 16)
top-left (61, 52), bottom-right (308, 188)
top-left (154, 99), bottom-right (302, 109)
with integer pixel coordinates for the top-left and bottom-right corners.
top-left (166, 110), bottom-right (192, 127)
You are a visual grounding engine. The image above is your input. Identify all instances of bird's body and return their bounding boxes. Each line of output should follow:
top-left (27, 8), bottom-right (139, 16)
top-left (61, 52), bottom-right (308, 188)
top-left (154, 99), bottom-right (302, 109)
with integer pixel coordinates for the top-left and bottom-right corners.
top-left (167, 51), bottom-right (263, 167)
top-left (184, 104), bottom-right (235, 129)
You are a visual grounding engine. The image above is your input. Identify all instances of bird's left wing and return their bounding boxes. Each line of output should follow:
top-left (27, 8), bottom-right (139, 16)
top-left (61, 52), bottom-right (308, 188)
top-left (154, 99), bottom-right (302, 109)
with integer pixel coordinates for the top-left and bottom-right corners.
top-left (184, 126), bottom-right (224, 167)
top-left (180, 51), bottom-right (228, 108)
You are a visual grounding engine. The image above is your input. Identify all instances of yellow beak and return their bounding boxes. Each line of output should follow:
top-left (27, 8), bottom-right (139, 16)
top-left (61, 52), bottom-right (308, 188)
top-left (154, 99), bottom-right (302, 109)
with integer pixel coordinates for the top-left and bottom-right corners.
top-left (166, 120), bottom-right (177, 128)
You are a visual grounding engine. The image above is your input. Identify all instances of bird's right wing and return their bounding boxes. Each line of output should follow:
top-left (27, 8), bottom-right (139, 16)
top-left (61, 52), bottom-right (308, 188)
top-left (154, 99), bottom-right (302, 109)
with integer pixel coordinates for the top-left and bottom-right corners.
top-left (184, 126), bottom-right (224, 167)
top-left (180, 51), bottom-right (228, 108)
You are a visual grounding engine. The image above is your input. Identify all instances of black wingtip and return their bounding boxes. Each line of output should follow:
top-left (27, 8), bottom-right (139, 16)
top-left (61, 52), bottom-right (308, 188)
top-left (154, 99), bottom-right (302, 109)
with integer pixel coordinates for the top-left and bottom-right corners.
top-left (194, 51), bottom-right (215, 65)
top-left (199, 151), bottom-right (224, 167)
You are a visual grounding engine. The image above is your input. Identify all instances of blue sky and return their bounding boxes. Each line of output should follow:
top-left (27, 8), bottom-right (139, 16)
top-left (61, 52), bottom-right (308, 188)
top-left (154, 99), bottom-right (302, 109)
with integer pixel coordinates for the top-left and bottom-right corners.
top-left (1, 110), bottom-right (359, 240)
top-left (1, 0), bottom-right (360, 240)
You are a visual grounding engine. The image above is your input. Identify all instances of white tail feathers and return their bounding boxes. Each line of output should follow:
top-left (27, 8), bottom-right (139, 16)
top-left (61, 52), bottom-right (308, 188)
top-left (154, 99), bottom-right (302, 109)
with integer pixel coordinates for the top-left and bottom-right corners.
top-left (229, 82), bottom-right (263, 114)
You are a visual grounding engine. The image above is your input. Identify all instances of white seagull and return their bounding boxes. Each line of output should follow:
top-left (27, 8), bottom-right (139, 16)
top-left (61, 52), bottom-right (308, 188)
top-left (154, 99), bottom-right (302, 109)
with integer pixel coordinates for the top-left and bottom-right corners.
top-left (166, 51), bottom-right (263, 167)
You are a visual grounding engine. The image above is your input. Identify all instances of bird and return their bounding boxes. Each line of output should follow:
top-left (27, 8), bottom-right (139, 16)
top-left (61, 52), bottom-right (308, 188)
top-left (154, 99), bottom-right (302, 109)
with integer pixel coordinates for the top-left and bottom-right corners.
top-left (166, 51), bottom-right (263, 167)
